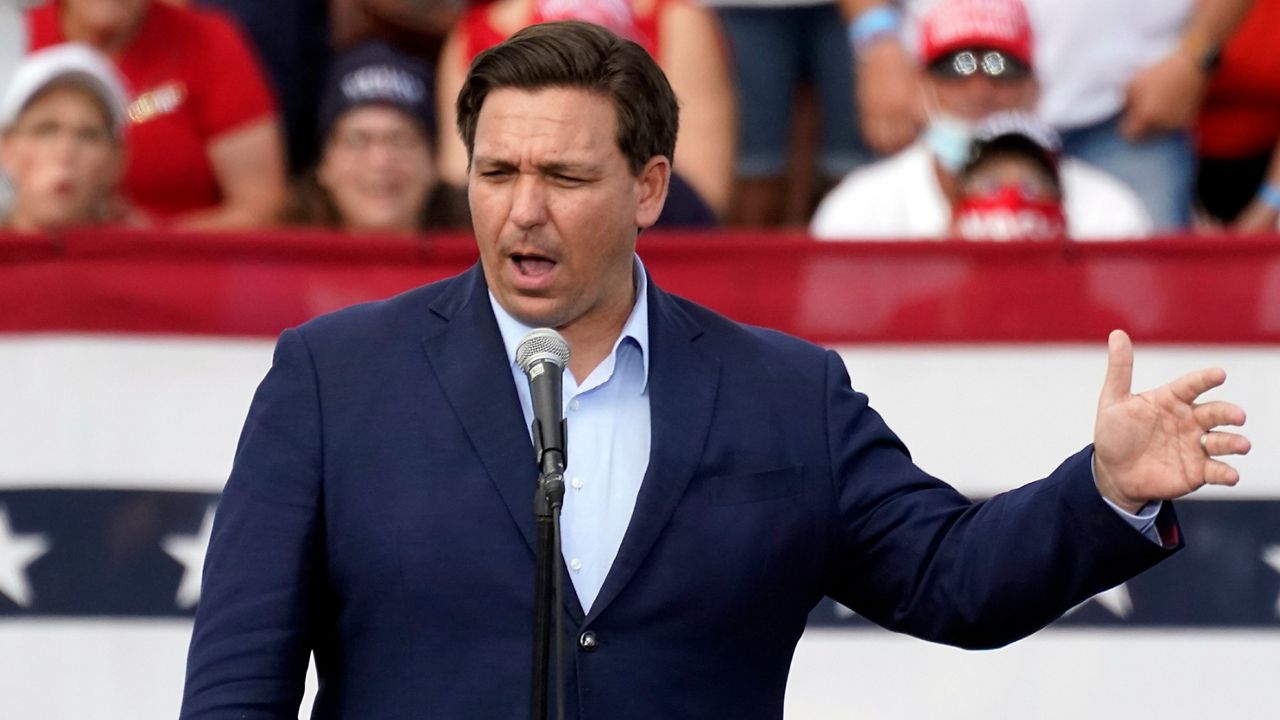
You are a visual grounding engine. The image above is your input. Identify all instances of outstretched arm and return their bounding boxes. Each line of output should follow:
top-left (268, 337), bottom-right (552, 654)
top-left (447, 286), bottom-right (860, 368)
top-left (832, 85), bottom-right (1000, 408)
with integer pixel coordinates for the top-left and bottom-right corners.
top-left (822, 348), bottom-right (1176, 650)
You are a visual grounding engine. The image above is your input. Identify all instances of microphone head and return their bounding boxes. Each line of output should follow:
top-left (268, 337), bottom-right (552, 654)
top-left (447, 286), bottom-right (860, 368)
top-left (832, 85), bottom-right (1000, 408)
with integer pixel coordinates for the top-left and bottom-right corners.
top-left (516, 327), bottom-right (571, 375)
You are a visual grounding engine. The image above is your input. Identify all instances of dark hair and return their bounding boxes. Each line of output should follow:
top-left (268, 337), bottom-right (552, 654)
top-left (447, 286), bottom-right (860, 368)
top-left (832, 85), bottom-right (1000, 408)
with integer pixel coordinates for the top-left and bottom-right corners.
top-left (962, 135), bottom-right (1062, 194)
top-left (318, 41), bottom-right (437, 143)
top-left (455, 20), bottom-right (679, 175)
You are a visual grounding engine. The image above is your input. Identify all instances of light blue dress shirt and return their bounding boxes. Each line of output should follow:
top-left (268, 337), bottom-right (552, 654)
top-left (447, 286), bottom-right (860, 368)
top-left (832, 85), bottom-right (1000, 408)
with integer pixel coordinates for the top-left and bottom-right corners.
top-left (491, 260), bottom-right (651, 612)
top-left (490, 257), bottom-right (1163, 610)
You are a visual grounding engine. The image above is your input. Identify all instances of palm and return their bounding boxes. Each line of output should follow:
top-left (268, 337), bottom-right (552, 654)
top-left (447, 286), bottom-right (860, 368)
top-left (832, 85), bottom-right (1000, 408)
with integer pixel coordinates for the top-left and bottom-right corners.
top-left (1092, 331), bottom-right (1249, 512)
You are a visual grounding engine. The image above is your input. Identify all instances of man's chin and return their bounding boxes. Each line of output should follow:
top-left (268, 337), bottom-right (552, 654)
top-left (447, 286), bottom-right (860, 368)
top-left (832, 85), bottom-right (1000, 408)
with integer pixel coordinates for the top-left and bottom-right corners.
top-left (495, 293), bottom-right (570, 330)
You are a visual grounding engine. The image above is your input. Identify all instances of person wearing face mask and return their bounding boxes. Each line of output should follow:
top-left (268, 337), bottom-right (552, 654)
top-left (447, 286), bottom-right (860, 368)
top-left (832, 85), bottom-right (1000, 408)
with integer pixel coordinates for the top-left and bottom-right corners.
top-left (290, 41), bottom-right (441, 235)
top-left (952, 111), bottom-right (1065, 241)
top-left (811, 0), bottom-right (1151, 241)
top-left (0, 43), bottom-right (137, 232)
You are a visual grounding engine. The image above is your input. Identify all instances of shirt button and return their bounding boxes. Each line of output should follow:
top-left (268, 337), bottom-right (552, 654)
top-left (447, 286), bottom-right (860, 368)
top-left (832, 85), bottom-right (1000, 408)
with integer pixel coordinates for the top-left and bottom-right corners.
top-left (571, 477), bottom-right (583, 491)
top-left (569, 399), bottom-right (581, 412)
top-left (579, 630), bottom-right (598, 652)
top-left (569, 558), bottom-right (582, 572)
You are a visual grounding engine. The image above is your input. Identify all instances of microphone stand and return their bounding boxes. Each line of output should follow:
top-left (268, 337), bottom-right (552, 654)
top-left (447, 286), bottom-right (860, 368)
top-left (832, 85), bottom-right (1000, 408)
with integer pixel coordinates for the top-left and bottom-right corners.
top-left (530, 420), bottom-right (567, 720)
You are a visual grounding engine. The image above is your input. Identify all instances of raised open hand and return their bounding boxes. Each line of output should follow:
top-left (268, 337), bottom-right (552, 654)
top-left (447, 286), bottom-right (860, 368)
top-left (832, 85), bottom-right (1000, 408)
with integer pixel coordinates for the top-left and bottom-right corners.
top-left (1093, 330), bottom-right (1251, 513)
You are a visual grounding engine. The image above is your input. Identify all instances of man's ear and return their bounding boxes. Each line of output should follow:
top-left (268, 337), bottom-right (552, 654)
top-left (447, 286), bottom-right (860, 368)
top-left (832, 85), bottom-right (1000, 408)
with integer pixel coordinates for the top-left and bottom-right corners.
top-left (634, 155), bottom-right (671, 230)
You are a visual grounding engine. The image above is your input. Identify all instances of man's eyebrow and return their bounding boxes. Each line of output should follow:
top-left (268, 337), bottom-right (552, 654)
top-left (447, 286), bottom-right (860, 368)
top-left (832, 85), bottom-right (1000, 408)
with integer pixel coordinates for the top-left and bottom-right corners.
top-left (471, 157), bottom-right (517, 170)
top-left (537, 161), bottom-right (601, 176)
top-left (470, 157), bottom-right (603, 176)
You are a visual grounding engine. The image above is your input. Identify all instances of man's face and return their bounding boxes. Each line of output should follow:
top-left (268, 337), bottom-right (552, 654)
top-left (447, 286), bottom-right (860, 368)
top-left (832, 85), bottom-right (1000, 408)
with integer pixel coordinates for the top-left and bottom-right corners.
top-left (468, 86), bottom-right (668, 334)
top-left (925, 49), bottom-right (1038, 121)
top-left (318, 105), bottom-right (437, 234)
top-left (0, 85), bottom-right (121, 231)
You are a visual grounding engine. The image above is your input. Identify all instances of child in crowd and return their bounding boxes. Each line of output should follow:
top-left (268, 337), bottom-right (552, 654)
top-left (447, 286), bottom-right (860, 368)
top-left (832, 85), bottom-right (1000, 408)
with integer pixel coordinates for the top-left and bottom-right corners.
top-left (0, 43), bottom-right (135, 232)
top-left (26, 0), bottom-right (287, 229)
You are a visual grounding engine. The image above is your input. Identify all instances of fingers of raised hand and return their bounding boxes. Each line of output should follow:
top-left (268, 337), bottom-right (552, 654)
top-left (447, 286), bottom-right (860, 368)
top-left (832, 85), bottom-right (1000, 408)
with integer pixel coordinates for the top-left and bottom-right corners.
top-left (1100, 329), bottom-right (1134, 406)
top-left (1169, 367), bottom-right (1228, 405)
top-left (1193, 400), bottom-right (1247, 430)
top-left (1203, 458), bottom-right (1243, 487)
top-left (1200, 430), bottom-right (1252, 458)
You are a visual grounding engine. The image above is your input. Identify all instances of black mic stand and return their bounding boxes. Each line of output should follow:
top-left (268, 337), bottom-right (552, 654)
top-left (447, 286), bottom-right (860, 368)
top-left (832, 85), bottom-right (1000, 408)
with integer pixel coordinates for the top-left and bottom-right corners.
top-left (530, 419), bottom-right (567, 720)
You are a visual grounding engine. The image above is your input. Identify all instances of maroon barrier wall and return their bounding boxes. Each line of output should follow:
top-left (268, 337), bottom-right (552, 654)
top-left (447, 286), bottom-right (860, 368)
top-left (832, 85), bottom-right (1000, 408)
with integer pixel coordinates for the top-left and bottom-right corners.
top-left (2, 230), bottom-right (1279, 344)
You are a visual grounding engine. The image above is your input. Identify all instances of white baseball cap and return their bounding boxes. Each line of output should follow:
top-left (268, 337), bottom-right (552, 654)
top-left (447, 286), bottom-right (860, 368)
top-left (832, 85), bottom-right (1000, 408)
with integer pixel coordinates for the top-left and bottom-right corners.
top-left (0, 43), bottom-right (128, 138)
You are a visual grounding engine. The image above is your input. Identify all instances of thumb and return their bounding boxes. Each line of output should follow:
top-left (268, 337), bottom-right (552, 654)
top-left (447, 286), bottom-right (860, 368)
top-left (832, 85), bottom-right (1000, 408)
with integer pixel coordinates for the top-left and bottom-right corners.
top-left (1100, 329), bottom-right (1134, 407)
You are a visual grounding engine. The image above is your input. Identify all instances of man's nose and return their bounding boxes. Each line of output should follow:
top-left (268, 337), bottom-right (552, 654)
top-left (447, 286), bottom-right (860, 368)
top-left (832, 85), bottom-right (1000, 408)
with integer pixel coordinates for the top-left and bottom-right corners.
top-left (509, 173), bottom-right (548, 229)
top-left (963, 75), bottom-right (1016, 113)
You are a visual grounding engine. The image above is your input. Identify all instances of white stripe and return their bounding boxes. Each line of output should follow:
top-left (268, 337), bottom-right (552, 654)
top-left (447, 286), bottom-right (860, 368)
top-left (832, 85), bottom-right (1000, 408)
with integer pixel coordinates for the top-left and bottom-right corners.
top-left (836, 344), bottom-right (1280, 499)
top-left (1, 336), bottom-right (1276, 497)
top-left (1, 620), bottom-right (1275, 718)
top-left (787, 627), bottom-right (1280, 719)
top-left (0, 335), bottom-right (272, 492)
top-left (0, 619), bottom-right (317, 718)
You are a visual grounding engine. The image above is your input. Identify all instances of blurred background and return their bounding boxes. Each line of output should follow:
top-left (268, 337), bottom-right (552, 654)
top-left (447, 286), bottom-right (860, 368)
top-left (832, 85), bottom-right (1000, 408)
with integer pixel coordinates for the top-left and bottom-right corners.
top-left (1, 0), bottom-right (1278, 717)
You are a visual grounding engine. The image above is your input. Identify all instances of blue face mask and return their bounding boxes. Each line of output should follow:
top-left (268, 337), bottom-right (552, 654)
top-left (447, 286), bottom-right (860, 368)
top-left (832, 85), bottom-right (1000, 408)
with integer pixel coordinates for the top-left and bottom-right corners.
top-left (925, 116), bottom-right (974, 173)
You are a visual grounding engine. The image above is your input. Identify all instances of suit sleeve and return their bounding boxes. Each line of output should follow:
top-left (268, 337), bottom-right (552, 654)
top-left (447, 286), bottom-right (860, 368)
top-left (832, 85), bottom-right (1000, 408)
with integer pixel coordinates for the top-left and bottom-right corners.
top-left (180, 328), bottom-right (324, 718)
top-left (820, 350), bottom-right (1179, 649)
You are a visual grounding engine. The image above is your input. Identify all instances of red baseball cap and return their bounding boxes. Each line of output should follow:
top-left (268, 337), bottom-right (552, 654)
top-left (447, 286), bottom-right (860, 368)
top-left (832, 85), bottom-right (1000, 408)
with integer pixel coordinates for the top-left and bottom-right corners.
top-left (919, 0), bottom-right (1034, 68)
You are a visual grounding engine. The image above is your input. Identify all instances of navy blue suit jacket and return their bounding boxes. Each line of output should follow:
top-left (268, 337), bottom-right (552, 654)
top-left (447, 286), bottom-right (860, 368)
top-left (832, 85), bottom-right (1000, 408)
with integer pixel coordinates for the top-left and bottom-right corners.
top-left (181, 264), bottom-right (1177, 719)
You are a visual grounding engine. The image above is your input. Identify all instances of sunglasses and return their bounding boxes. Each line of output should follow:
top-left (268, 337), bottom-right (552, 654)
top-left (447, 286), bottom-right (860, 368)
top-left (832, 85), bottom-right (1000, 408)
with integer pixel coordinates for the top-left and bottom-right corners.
top-left (929, 50), bottom-right (1031, 81)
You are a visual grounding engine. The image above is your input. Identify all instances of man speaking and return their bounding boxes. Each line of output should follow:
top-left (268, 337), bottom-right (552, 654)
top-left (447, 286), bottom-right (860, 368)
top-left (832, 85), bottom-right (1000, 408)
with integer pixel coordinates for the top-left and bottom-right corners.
top-left (179, 20), bottom-right (1251, 719)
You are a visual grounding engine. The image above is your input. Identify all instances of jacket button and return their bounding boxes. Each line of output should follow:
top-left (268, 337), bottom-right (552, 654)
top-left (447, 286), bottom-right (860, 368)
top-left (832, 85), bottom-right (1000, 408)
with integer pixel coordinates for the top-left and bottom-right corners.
top-left (578, 630), bottom-right (598, 652)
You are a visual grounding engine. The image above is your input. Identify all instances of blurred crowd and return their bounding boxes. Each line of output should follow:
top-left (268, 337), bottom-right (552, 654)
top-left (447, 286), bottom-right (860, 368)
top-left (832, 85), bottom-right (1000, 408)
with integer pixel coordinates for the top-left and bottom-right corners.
top-left (0, 0), bottom-right (1277, 240)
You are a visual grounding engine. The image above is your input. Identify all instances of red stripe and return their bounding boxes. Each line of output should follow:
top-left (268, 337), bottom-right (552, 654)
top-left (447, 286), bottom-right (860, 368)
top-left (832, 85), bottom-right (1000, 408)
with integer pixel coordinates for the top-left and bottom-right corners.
top-left (2, 230), bottom-right (1279, 344)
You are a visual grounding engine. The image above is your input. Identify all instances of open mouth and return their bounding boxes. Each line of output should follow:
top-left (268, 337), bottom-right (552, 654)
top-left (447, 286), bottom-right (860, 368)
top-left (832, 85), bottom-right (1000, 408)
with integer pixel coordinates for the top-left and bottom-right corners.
top-left (512, 253), bottom-right (557, 278)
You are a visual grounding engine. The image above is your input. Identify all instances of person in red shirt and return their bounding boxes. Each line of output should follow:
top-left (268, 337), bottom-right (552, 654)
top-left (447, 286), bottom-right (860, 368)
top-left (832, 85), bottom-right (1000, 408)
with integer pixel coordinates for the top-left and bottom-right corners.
top-left (26, 0), bottom-right (287, 229)
top-left (1195, 0), bottom-right (1280, 232)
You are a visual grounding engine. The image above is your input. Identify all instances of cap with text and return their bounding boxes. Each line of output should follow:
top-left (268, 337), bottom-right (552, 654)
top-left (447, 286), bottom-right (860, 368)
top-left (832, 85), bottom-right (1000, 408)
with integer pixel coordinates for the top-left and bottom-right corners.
top-left (318, 41), bottom-right (436, 141)
top-left (919, 0), bottom-right (1034, 68)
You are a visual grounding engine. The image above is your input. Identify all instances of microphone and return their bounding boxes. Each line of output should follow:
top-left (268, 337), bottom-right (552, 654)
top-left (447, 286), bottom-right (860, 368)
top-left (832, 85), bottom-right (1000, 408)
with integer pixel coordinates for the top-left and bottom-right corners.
top-left (516, 328), bottom-right (571, 478)
top-left (518, 328), bottom-right (571, 720)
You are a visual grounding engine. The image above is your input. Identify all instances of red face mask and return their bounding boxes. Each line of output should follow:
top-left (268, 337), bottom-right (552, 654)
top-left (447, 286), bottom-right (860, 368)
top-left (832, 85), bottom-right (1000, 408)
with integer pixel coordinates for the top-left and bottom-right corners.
top-left (952, 185), bottom-right (1067, 242)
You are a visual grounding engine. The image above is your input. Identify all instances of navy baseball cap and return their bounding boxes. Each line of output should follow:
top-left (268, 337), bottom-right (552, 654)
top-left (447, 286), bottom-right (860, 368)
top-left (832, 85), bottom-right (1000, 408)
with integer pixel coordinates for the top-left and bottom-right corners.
top-left (318, 41), bottom-right (436, 140)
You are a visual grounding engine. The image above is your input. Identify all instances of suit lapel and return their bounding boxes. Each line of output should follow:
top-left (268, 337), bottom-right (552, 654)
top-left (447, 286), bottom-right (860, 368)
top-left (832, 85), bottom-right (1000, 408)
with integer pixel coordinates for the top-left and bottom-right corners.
top-left (420, 266), bottom-right (541, 555)
top-left (586, 282), bottom-right (720, 622)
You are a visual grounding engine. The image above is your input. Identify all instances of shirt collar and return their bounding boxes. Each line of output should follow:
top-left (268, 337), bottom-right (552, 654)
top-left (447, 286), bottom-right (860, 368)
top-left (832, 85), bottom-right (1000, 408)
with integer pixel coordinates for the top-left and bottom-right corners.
top-left (489, 255), bottom-right (650, 385)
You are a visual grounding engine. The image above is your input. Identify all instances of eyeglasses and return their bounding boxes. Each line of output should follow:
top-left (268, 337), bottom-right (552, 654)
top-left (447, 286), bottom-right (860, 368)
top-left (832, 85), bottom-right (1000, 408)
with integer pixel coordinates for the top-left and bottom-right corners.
top-left (930, 50), bottom-right (1031, 81)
